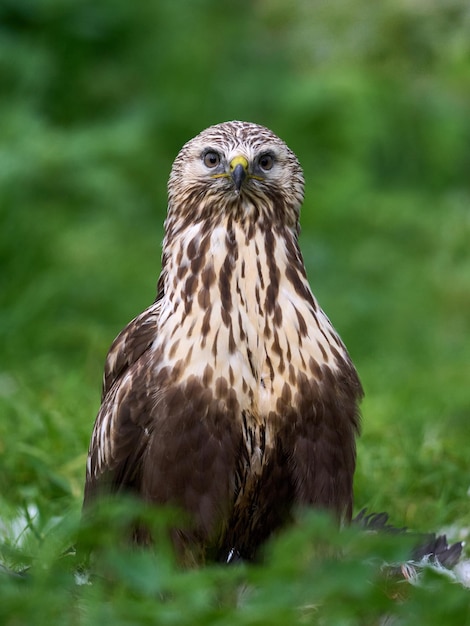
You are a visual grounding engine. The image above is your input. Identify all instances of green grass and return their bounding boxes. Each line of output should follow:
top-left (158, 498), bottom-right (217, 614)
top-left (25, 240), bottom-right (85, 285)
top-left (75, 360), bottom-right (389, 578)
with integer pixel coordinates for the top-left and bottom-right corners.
top-left (1, 0), bottom-right (470, 623)
top-left (1, 505), bottom-right (469, 625)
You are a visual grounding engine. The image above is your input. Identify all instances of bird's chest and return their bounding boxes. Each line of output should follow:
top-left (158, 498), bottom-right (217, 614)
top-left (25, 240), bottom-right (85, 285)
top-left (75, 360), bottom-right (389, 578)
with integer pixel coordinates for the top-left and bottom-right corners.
top-left (154, 224), bottom-right (340, 424)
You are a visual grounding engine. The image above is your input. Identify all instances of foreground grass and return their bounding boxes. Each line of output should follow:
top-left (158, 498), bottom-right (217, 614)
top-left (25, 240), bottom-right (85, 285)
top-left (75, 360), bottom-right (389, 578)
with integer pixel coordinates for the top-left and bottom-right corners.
top-left (0, 503), bottom-right (469, 626)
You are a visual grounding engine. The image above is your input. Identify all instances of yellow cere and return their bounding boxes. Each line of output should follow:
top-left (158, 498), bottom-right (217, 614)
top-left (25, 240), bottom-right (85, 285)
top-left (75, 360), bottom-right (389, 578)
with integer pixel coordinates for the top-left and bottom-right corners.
top-left (229, 155), bottom-right (249, 171)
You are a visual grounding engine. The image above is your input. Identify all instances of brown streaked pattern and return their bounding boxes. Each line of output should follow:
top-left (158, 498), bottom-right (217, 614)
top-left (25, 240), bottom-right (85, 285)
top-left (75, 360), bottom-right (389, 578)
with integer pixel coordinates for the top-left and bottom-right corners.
top-left (83, 121), bottom-right (363, 565)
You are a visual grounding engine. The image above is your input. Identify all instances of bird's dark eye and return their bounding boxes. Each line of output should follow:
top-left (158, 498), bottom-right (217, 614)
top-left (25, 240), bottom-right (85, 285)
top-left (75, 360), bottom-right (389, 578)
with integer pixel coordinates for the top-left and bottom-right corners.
top-left (258, 153), bottom-right (274, 171)
top-left (203, 150), bottom-right (221, 168)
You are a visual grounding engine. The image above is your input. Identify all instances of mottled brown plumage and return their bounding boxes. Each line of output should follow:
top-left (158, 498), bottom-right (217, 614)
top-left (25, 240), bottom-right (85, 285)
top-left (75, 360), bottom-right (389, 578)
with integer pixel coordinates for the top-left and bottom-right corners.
top-left (83, 121), bottom-right (363, 563)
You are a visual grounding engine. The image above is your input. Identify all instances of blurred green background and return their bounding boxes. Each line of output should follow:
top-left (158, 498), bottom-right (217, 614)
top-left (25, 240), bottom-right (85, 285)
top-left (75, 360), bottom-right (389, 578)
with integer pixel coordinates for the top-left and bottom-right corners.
top-left (1, 0), bottom-right (469, 547)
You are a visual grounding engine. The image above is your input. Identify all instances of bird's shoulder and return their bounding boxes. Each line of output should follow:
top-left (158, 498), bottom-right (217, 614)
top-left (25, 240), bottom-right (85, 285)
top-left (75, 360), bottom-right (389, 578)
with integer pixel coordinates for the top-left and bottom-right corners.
top-left (102, 296), bottom-right (162, 399)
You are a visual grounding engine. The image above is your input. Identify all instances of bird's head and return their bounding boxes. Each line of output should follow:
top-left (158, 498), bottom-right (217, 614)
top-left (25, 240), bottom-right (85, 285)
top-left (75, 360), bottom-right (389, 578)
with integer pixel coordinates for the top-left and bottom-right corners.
top-left (167, 121), bottom-right (305, 231)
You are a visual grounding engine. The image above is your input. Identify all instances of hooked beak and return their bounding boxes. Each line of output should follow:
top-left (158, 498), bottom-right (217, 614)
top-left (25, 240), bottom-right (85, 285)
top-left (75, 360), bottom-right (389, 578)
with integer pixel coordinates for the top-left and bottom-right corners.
top-left (230, 156), bottom-right (248, 192)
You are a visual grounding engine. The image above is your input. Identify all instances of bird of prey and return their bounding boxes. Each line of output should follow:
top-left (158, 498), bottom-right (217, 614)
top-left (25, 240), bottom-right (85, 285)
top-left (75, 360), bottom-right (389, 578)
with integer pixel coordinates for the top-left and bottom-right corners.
top-left (83, 121), bottom-right (363, 564)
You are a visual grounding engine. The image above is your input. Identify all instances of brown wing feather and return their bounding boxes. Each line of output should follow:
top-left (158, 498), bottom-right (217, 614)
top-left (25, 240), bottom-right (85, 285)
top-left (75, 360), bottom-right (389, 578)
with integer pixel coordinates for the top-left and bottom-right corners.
top-left (83, 298), bottom-right (161, 505)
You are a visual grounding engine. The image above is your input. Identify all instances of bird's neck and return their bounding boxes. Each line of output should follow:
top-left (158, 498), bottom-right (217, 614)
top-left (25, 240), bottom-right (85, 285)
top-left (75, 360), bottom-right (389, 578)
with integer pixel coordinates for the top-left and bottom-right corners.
top-left (159, 213), bottom-right (302, 335)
